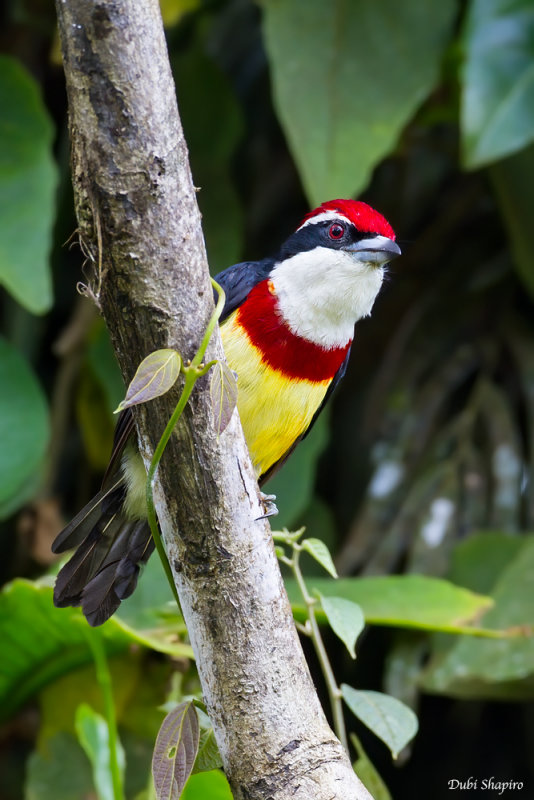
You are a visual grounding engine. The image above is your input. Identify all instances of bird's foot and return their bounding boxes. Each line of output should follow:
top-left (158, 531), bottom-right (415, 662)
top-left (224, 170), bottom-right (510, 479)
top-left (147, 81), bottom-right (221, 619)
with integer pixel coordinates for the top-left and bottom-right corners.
top-left (256, 492), bottom-right (278, 520)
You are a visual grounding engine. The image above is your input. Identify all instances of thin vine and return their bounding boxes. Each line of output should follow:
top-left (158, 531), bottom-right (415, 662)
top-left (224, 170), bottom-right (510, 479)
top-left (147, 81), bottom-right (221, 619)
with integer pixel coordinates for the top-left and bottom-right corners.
top-left (144, 278), bottom-right (226, 608)
top-left (274, 528), bottom-right (349, 753)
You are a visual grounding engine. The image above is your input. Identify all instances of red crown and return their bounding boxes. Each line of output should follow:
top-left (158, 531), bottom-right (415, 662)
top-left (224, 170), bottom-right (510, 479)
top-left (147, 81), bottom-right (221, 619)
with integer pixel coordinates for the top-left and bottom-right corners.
top-left (301, 199), bottom-right (395, 240)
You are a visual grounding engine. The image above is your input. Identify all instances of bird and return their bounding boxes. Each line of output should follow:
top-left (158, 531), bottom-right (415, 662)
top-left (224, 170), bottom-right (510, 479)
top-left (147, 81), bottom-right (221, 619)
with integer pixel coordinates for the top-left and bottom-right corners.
top-left (52, 198), bottom-right (401, 625)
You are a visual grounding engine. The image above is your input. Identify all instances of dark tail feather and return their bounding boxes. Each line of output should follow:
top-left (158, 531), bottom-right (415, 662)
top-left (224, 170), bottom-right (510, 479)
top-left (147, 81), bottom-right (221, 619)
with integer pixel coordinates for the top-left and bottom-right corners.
top-left (54, 512), bottom-right (125, 607)
top-left (53, 488), bottom-right (154, 626)
top-left (80, 521), bottom-right (154, 626)
top-left (51, 477), bottom-right (124, 554)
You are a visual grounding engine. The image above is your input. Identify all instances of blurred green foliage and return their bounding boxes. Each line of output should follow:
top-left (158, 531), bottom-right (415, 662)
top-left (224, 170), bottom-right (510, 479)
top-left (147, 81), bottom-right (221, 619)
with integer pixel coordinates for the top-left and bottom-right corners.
top-left (262, 0), bottom-right (457, 203)
top-left (0, 338), bottom-right (49, 518)
top-left (1, 0), bottom-right (533, 797)
top-left (0, 56), bottom-right (57, 313)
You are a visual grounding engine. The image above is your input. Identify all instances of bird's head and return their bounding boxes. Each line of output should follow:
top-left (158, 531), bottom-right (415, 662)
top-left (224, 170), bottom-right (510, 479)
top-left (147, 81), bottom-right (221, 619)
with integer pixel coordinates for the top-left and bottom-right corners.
top-left (270, 199), bottom-right (401, 348)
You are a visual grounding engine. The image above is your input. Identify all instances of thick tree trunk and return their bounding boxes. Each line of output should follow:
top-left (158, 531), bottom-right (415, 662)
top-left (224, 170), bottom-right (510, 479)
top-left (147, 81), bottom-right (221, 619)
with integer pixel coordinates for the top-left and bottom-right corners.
top-left (54, 1), bottom-right (371, 798)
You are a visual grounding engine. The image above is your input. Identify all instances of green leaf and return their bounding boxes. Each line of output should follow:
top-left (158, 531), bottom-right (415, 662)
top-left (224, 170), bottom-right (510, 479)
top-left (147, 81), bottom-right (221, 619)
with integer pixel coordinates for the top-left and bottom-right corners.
top-left (116, 349), bottom-right (181, 412)
top-left (262, 0), bottom-right (455, 203)
top-left (210, 361), bottom-right (238, 436)
top-left (26, 732), bottom-right (95, 800)
top-left (193, 728), bottom-right (223, 774)
top-left (0, 337), bottom-right (49, 518)
top-left (0, 578), bottom-right (193, 723)
top-left (490, 143), bottom-right (534, 299)
top-left (286, 575), bottom-right (494, 634)
top-left (181, 770), bottom-right (233, 800)
top-left (318, 594), bottom-right (365, 659)
top-left (422, 536), bottom-right (534, 698)
top-left (341, 685), bottom-right (418, 759)
top-left (0, 56), bottom-right (57, 313)
top-left (152, 701), bottom-right (200, 800)
top-left (350, 733), bottom-right (392, 800)
top-left (301, 538), bottom-right (338, 578)
top-left (461, 0), bottom-right (534, 168)
top-left (75, 703), bottom-right (125, 800)
top-left (449, 531), bottom-right (526, 596)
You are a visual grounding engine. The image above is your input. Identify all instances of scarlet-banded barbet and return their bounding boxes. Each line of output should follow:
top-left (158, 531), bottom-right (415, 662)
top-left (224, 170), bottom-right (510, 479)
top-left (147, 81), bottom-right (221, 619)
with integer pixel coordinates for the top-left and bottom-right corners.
top-left (52, 199), bottom-right (400, 625)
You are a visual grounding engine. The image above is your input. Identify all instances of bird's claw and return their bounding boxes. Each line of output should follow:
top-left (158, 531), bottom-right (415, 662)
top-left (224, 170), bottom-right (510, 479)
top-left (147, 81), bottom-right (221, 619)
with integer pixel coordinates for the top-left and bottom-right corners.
top-left (256, 492), bottom-right (278, 520)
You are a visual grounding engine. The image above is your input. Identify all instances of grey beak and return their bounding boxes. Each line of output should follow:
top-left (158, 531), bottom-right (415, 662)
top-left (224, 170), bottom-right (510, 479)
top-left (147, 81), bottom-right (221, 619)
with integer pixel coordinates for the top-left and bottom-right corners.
top-left (346, 235), bottom-right (401, 265)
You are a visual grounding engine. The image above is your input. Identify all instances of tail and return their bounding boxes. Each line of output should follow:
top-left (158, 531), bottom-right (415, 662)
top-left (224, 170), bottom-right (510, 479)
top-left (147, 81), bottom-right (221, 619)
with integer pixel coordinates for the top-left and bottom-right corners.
top-left (52, 410), bottom-right (154, 626)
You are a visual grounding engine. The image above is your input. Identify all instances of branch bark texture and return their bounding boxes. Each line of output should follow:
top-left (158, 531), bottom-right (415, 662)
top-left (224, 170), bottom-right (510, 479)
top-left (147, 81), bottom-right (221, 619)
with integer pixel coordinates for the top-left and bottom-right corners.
top-left (55, 1), bottom-right (371, 798)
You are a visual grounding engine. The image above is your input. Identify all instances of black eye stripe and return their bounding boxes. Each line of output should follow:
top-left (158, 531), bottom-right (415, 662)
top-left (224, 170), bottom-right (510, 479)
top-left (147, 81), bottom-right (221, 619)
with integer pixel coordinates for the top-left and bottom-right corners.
top-left (277, 221), bottom-right (380, 260)
top-left (317, 221), bottom-right (373, 237)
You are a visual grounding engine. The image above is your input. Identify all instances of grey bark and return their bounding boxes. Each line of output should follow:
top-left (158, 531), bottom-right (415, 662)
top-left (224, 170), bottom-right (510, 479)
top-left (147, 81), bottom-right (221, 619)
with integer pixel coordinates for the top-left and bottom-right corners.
top-left (54, 1), bottom-right (372, 798)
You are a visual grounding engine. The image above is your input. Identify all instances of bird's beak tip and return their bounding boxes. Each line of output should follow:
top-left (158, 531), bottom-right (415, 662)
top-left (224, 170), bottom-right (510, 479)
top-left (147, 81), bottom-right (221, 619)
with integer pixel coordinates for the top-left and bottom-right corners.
top-left (347, 236), bottom-right (401, 265)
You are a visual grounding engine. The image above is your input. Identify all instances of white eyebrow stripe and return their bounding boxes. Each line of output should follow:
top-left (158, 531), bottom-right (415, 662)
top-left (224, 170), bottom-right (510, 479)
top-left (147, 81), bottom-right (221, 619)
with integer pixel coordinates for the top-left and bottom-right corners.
top-left (296, 211), bottom-right (353, 231)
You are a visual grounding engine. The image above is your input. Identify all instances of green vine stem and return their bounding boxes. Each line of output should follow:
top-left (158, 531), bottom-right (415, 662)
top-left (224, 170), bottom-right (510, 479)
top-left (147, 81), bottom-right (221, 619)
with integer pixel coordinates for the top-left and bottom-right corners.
top-left (85, 628), bottom-right (125, 800)
top-left (279, 535), bottom-right (349, 755)
top-left (145, 278), bottom-right (226, 609)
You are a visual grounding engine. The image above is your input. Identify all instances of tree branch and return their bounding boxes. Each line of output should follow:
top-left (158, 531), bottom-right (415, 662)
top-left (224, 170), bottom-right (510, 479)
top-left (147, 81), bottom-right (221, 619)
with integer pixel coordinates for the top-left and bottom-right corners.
top-left (55, 0), bottom-right (371, 797)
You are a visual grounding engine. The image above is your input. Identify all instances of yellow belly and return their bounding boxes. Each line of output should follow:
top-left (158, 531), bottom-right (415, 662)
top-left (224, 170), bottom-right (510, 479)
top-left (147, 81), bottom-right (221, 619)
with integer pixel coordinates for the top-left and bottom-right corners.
top-left (221, 312), bottom-right (330, 478)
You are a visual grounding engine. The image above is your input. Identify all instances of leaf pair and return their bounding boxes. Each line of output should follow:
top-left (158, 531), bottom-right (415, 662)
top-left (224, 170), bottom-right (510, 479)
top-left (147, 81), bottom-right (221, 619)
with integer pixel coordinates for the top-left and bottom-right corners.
top-left (152, 701), bottom-right (223, 800)
top-left (297, 534), bottom-right (419, 759)
top-left (298, 536), bottom-right (365, 660)
top-left (115, 349), bottom-right (238, 437)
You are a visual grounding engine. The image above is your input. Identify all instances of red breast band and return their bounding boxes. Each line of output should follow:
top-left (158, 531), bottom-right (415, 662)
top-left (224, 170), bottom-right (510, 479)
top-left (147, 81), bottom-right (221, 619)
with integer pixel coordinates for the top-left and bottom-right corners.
top-left (236, 280), bottom-right (351, 381)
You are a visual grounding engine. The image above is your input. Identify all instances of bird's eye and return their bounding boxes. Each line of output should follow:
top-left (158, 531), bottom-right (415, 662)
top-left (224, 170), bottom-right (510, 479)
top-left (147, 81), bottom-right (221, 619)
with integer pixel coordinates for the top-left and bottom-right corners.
top-left (328, 223), bottom-right (345, 240)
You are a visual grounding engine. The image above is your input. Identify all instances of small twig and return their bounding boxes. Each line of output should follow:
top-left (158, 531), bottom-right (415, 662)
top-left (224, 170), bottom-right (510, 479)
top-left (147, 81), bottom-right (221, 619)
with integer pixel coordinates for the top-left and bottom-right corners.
top-left (277, 531), bottom-right (349, 755)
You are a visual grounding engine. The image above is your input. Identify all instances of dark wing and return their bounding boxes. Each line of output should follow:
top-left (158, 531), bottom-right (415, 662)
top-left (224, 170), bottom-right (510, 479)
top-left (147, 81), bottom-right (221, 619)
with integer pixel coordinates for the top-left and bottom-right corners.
top-left (214, 258), bottom-right (274, 322)
top-left (52, 407), bottom-right (153, 626)
top-left (259, 346), bottom-right (352, 486)
top-left (51, 476), bottom-right (124, 554)
top-left (101, 406), bottom-right (136, 488)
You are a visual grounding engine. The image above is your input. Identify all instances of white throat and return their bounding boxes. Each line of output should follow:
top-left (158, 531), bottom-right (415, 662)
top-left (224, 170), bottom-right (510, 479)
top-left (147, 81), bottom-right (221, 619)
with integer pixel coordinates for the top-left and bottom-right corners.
top-left (270, 246), bottom-right (384, 348)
